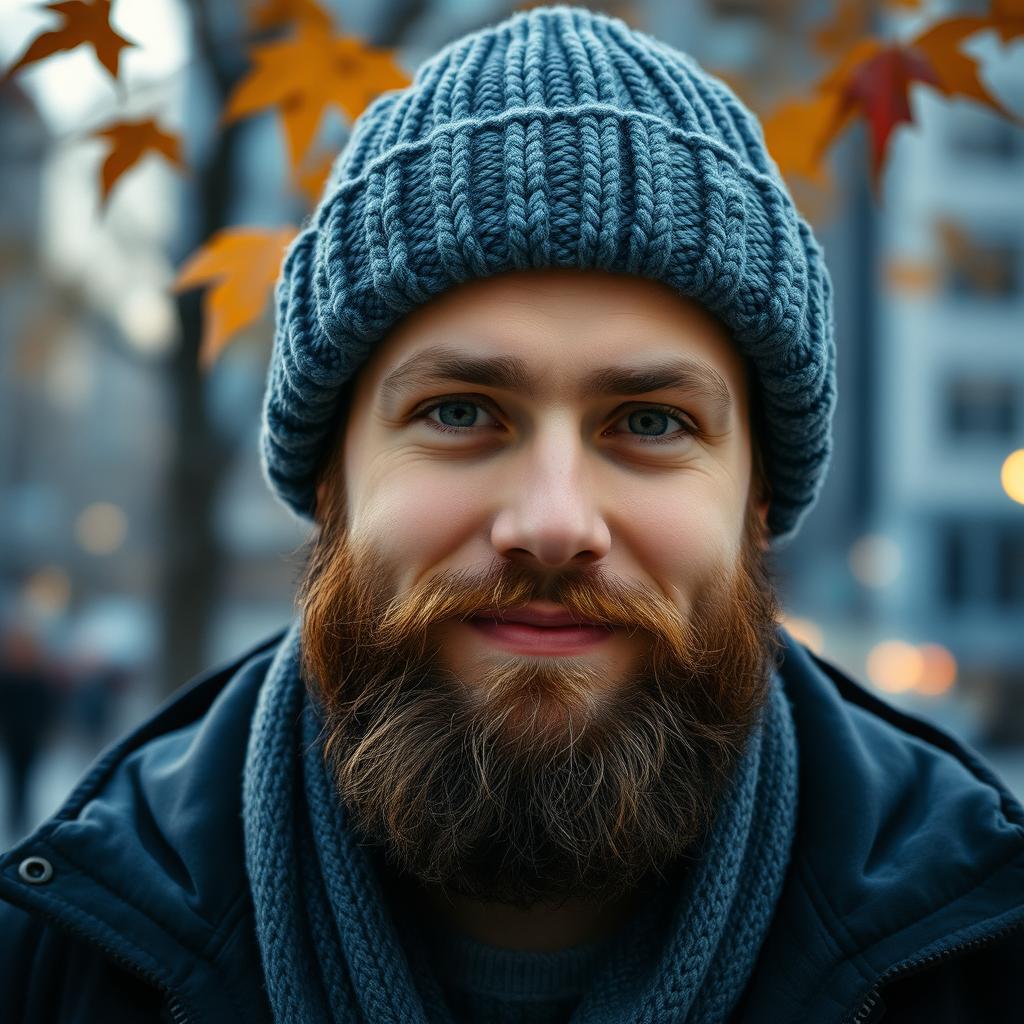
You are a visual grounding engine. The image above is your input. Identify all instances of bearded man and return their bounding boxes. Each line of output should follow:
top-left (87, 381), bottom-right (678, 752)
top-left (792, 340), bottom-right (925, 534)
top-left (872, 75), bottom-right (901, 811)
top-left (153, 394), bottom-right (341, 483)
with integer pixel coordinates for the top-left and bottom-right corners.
top-left (2, 6), bottom-right (1022, 1023)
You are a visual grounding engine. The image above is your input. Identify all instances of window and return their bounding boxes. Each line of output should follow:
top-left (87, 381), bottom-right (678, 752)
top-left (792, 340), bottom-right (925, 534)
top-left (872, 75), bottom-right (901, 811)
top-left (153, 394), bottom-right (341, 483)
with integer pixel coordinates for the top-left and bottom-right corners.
top-left (996, 528), bottom-right (1024, 608)
top-left (946, 376), bottom-right (1018, 440)
top-left (949, 109), bottom-right (1023, 164)
top-left (941, 523), bottom-right (967, 608)
top-left (939, 520), bottom-right (1024, 610)
top-left (936, 219), bottom-right (1022, 300)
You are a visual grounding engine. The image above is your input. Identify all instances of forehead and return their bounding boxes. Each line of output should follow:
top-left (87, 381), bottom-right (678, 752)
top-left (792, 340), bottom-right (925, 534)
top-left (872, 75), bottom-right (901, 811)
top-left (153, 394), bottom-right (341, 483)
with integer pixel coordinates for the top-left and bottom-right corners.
top-left (357, 268), bottom-right (752, 410)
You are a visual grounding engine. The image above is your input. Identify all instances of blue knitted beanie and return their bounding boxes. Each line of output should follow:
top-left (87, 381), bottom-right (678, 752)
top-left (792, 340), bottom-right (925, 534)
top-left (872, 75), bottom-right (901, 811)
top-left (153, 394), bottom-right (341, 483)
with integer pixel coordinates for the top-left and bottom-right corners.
top-left (260, 3), bottom-right (836, 546)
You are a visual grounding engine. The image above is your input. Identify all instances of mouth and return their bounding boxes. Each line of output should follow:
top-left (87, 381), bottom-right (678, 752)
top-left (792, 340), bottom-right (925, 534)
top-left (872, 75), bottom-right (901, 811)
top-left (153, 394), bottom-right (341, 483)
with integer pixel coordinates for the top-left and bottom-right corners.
top-left (472, 604), bottom-right (606, 628)
top-left (467, 613), bottom-right (614, 655)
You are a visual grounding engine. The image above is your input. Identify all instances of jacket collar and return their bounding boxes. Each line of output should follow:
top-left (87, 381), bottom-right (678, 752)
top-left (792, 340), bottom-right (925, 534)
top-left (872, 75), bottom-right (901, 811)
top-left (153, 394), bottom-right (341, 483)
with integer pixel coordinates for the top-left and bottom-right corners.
top-left (2, 626), bottom-right (1023, 1024)
top-left (743, 635), bottom-right (1024, 1022)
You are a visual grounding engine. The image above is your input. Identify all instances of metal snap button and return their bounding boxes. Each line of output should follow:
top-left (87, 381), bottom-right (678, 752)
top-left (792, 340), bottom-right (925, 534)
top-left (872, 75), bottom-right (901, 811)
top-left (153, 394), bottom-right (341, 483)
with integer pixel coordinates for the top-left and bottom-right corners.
top-left (18, 856), bottom-right (53, 884)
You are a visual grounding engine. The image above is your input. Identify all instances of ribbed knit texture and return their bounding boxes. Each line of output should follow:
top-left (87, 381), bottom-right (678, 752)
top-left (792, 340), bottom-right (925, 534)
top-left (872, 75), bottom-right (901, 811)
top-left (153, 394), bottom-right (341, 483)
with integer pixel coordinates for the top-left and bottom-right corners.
top-left (260, 4), bottom-right (836, 547)
top-left (241, 618), bottom-right (799, 1023)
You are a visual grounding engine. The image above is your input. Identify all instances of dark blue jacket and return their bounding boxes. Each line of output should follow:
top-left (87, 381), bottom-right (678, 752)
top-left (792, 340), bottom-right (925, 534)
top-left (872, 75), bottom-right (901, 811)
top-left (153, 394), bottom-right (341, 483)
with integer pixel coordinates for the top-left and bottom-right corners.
top-left (2, 626), bottom-right (1023, 1023)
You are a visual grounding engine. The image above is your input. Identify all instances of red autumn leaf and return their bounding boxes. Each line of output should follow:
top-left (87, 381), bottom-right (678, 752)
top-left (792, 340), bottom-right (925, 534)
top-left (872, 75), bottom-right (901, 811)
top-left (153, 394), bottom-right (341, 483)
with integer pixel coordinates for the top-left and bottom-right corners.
top-left (94, 117), bottom-right (183, 205)
top-left (763, 39), bottom-right (881, 187)
top-left (224, 18), bottom-right (409, 173)
top-left (822, 42), bottom-right (942, 193)
top-left (3, 0), bottom-right (135, 82)
top-left (173, 226), bottom-right (298, 367)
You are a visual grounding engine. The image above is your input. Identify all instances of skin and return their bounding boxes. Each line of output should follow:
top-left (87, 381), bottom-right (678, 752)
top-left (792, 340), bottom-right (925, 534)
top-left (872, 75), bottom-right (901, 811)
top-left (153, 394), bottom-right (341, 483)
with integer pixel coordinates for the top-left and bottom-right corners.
top-left (310, 267), bottom-right (773, 951)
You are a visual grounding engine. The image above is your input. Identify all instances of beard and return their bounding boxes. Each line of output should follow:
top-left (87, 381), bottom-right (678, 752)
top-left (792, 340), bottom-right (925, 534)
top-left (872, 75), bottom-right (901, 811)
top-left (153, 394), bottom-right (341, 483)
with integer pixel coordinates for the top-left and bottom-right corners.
top-left (297, 490), bottom-right (782, 911)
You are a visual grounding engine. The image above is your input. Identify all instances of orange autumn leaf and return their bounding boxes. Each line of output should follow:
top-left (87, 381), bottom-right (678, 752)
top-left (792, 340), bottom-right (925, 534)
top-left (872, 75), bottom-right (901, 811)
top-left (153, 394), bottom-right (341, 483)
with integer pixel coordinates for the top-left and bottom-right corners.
top-left (762, 92), bottom-right (847, 186)
top-left (173, 227), bottom-right (297, 367)
top-left (94, 117), bottom-right (183, 205)
top-left (763, 38), bottom-right (880, 185)
top-left (990, 0), bottom-right (1024, 44)
top-left (911, 17), bottom-right (1017, 118)
top-left (815, 39), bottom-right (940, 194)
top-left (885, 258), bottom-right (939, 295)
top-left (224, 18), bottom-right (409, 173)
top-left (3, 0), bottom-right (135, 82)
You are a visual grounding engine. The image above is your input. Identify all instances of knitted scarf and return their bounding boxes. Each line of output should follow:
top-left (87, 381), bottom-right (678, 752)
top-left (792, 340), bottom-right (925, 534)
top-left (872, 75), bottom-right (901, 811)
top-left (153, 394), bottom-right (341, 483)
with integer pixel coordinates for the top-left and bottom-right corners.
top-left (242, 619), bottom-right (798, 1024)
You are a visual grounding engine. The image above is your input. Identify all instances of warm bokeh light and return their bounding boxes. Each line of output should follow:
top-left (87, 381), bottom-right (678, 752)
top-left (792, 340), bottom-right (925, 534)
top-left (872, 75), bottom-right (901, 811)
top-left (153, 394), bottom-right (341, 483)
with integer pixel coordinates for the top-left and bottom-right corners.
top-left (848, 533), bottom-right (902, 588)
top-left (1001, 449), bottom-right (1024, 505)
top-left (780, 614), bottom-right (825, 655)
top-left (867, 640), bottom-right (923, 693)
top-left (117, 286), bottom-right (177, 355)
top-left (21, 565), bottom-right (72, 617)
top-left (75, 502), bottom-right (128, 555)
top-left (916, 643), bottom-right (958, 696)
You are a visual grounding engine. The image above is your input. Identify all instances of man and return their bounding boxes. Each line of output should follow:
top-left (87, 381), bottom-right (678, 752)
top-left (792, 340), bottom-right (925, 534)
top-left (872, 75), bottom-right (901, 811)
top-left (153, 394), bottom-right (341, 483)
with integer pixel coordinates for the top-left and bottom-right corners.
top-left (1, 5), bottom-right (1022, 1022)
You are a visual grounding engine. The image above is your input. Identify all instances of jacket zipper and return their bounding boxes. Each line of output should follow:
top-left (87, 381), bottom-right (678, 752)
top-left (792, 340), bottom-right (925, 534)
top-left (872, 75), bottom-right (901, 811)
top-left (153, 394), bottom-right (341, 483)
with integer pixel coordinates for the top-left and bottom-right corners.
top-left (24, 897), bottom-right (195, 1024)
top-left (844, 918), bottom-right (1024, 1023)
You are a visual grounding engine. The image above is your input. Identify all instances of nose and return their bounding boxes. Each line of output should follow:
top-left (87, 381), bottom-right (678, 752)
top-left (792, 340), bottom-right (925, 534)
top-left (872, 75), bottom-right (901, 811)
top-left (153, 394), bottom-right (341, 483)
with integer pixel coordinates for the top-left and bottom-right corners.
top-left (488, 423), bottom-right (612, 570)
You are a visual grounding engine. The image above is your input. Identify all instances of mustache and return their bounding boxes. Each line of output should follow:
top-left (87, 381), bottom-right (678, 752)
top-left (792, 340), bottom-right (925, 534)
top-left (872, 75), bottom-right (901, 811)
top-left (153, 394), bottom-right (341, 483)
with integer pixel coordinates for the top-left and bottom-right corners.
top-left (300, 528), bottom-right (750, 710)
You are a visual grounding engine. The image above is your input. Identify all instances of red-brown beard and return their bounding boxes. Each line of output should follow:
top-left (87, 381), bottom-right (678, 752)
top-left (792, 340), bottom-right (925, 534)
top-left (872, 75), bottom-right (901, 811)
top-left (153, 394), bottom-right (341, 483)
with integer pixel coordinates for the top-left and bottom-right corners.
top-left (296, 493), bottom-right (782, 910)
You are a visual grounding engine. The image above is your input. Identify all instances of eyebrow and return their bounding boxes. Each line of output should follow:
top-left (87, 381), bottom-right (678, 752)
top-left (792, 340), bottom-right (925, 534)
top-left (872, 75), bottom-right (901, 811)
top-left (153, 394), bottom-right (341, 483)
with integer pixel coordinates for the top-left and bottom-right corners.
top-left (379, 344), bottom-right (734, 416)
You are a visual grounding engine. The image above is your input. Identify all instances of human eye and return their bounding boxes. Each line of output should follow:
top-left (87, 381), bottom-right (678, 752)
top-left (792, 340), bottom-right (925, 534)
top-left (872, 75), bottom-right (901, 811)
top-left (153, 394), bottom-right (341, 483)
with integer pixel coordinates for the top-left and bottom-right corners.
top-left (414, 396), bottom-right (502, 436)
top-left (605, 403), bottom-right (698, 446)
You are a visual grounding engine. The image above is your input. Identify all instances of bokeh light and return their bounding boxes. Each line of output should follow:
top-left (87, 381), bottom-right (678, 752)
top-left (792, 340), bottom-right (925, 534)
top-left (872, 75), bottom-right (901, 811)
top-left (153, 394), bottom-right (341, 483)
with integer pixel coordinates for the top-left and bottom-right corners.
top-left (1001, 449), bottom-right (1024, 506)
top-left (916, 643), bottom-right (957, 696)
top-left (867, 640), bottom-right (923, 693)
top-left (21, 565), bottom-right (72, 618)
top-left (848, 534), bottom-right (902, 588)
top-left (75, 502), bottom-right (128, 555)
top-left (780, 614), bottom-right (824, 655)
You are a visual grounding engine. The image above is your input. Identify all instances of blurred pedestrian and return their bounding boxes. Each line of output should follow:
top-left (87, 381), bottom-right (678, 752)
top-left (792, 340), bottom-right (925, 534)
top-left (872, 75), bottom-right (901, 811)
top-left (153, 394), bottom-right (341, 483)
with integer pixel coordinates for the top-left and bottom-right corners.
top-left (0, 623), bottom-right (62, 840)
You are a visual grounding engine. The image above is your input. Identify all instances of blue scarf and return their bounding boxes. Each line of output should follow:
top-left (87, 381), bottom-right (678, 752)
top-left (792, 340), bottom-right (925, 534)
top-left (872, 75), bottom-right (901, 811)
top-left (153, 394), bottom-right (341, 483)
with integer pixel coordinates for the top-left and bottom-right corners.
top-left (243, 619), bottom-right (798, 1023)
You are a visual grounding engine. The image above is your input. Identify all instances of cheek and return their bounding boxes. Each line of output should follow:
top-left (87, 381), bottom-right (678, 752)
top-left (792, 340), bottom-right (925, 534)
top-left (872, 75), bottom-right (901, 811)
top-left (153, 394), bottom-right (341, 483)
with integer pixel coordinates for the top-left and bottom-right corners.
top-left (613, 480), bottom-right (739, 605)
top-left (349, 462), bottom-right (485, 570)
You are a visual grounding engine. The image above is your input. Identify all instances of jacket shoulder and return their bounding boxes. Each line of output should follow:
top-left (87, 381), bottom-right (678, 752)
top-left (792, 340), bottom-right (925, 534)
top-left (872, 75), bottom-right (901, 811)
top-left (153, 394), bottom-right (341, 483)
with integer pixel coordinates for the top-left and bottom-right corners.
top-left (0, 896), bottom-right (168, 1022)
top-left (0, 628), bottom-right (288, 1024)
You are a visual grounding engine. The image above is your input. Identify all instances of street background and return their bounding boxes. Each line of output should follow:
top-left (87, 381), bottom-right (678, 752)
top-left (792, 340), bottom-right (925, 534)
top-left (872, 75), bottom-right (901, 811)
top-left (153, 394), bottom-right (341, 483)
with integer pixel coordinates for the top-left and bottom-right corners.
top-left (2, 0), bottom-right (1023, 848)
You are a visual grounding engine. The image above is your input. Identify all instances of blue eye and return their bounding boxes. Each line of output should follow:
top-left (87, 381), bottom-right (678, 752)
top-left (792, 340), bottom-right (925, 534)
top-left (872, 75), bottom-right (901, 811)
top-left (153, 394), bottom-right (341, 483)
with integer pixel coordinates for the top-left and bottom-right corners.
top-left (415, 397), bottom-right (697, 446)
top-left (430, 399), bottom-right (491, 431)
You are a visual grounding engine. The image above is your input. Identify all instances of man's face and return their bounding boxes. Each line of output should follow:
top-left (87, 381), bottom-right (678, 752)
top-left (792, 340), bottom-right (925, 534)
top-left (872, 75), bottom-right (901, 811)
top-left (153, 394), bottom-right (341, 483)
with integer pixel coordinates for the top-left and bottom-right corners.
top-left (300, 269), bottom-right (781, 908)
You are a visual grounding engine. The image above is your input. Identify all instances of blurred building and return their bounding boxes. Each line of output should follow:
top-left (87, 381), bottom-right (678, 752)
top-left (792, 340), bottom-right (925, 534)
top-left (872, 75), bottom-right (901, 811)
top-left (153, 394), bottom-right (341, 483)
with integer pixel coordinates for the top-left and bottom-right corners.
top-left (876, 46), bottom-right (1024, 742)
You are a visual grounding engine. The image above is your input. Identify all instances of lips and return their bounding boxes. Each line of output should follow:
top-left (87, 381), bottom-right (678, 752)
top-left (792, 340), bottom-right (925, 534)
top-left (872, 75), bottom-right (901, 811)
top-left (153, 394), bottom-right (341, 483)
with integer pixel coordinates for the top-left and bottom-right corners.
top-left (471, 604), bottom-right (602, 628)
top-left (467, 615), bottom-right (613, 654)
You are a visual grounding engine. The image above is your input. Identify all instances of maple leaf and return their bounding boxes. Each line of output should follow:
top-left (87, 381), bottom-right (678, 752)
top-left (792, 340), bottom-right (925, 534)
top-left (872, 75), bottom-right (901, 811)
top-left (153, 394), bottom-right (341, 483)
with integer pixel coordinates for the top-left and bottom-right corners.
top-left (762, 91), bottom-right (850, 186)
top-left (3, 0), bottom-right (135, 82)
top-left (912, 17), bottom-right (1018, 119)
top-left (818, 40), bottom-right (941, 194)
top-left (173, 227), bottom-right (297, 367)
top-left (991, 0), bottom-right (1024, 44)
top-left (225, 19), bottom-right (409, 173)
top-left (94, 117), bottom-right (183, 206)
